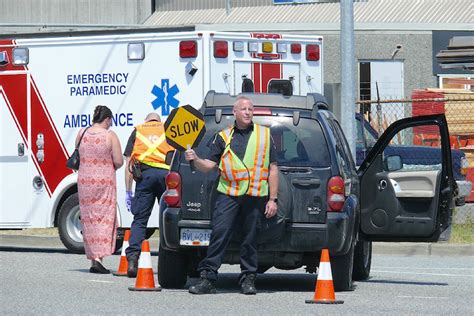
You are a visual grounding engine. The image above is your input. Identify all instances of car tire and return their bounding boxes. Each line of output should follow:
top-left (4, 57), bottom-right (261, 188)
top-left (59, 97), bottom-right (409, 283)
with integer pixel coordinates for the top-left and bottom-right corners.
top-left (158, 244), bottom-right (188, 289)
top-left (331, 240), bottom-right (355, 292)
top-left (352, 240), bottom-right (372, 281)
top-left (58, 193), bottom-right (85, 254)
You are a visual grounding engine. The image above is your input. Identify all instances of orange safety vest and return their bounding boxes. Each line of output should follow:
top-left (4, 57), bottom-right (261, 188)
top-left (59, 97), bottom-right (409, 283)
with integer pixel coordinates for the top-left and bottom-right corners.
top-left (217, 124), bottom-right (270, 197)
top-left (131, 121), bottom-right (173, 170)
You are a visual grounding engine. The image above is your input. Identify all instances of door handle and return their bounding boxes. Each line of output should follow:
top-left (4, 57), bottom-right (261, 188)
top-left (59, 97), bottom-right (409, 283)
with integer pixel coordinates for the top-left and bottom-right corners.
top-left (18, 143), bottom-right (25, 156)
top-left (292, 178), bottom-right (320, 187)
top-left (378, 179), bottom-right (388, 191)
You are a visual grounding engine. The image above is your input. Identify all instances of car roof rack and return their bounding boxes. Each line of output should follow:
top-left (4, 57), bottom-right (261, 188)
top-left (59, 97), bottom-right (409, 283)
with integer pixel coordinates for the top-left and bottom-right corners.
top-left (202, 91), bottom-right (329, 111)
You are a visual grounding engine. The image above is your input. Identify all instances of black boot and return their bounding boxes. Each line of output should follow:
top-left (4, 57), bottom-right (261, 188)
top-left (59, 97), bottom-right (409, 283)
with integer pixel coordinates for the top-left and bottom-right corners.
top-left (240, 274), bottom-right (257, 295)
top-left (189, 271), bottom-right (216, 294)
top-left (127, 253), bottom-right (139, 278)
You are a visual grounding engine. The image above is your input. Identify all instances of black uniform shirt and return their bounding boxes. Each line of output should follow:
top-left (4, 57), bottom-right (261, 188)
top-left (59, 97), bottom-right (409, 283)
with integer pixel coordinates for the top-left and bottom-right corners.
top-left (123, 129), bottom-right (136, 157)
top-left (207, 122), bottom-right (277, 164)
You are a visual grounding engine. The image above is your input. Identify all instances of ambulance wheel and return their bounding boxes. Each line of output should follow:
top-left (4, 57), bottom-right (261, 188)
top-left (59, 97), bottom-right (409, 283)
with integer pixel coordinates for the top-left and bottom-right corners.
top-left (158, 244), bottom-right (187, 289)
top-left (58, 193), bottom-right (85, 254)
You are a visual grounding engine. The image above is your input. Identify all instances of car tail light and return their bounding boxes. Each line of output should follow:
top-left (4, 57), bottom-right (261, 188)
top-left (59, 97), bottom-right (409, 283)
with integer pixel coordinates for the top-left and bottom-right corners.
top-left (291, 43), bottom-right (301, 54)
top-left (179, 41), bottom-right (197, 58)
top-left (306, 44), bottom-right (320, 61)
top-left (461, 156), bottom-right (468, 175)
top-left (327, 176), bottom-right (345, 212)
top-left (214, 41), bottom-right (228, 58)
top-left (164, 171), bottom-right (181, 207)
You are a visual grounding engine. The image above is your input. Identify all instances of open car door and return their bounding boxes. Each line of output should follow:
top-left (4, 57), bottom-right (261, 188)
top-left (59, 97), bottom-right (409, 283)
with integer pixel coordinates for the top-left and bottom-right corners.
top-left (358, 114), bottom-right (455, 242)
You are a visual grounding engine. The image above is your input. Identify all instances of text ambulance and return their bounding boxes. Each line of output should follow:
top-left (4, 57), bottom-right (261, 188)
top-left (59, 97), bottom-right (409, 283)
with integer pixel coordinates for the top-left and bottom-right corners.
top-left (0, 30), bottom-right (323, 252)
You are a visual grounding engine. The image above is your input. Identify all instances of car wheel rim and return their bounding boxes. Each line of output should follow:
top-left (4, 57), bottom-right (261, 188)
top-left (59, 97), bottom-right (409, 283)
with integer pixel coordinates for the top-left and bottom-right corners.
top-left (66, 205), bottom-right (83, 243)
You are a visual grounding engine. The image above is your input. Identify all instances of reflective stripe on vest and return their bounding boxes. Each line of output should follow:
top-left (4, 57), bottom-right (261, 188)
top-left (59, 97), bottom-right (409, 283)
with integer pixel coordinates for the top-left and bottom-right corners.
top-left (131, 122), bottom-right (171, 170)
top-left (217, 124), bottom-right (270, 197)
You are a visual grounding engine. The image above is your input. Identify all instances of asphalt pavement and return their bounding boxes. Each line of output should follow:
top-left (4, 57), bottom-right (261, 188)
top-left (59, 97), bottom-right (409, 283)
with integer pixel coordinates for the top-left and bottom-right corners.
top-left (0, 235), bottom-right (472, 256)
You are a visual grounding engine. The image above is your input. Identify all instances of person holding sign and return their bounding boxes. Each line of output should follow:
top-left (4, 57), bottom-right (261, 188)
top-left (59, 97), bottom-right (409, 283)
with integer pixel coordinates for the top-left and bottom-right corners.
top-left (184, 96), bottom-right (278, 295)
top-left (123, 112), bottom-right (174, 277)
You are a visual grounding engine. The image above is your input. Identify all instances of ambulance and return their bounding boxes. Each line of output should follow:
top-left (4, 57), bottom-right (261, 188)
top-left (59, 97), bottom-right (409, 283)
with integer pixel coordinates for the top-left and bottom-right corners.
top-left (0, 30), bottom-right (323, 252)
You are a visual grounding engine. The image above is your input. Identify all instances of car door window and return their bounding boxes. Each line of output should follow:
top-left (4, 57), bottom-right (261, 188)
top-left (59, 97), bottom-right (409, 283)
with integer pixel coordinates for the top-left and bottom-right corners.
top-left (383, 126), bottom-right (441, 173)
top-left (329, 119), bottom-right (356, 177)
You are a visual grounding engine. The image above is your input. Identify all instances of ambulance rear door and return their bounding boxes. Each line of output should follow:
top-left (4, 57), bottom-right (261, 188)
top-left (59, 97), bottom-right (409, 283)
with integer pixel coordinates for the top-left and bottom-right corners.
top-left (208, 32), bottom-right (323, 96)
top-left (0, 70), bottom-right (32, 228)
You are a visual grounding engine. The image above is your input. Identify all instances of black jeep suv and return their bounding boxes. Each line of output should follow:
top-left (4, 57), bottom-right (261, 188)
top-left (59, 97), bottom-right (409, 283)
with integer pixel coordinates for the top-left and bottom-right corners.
top-left (158, 91), bottom-right (455, 291)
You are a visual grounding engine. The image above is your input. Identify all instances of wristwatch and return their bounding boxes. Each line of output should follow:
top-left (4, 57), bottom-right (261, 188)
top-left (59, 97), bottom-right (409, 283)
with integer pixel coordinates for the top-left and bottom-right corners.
top-left (271, 197), bottom-right (278, 203)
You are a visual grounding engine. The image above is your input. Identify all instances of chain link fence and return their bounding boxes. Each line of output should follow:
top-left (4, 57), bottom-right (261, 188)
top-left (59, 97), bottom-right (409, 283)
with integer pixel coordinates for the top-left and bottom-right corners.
top-left (356, 89), bottom-right (474, 243)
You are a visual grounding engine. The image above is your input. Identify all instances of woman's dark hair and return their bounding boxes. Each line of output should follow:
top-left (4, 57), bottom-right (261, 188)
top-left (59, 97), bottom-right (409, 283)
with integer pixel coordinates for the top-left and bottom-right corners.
top-left (92, 105), bottom-right (113, 124)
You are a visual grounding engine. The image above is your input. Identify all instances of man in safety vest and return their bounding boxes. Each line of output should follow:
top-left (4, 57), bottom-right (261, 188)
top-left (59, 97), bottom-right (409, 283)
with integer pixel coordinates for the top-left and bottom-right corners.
top-left (123, 112), bottom-right (174, 277)
top-left (184, 96), bottom-right (278, 295)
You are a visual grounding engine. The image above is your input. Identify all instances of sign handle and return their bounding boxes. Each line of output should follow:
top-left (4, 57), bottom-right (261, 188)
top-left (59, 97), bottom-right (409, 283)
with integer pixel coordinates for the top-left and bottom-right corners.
top-left (187, 144), bottom-right (196, 173)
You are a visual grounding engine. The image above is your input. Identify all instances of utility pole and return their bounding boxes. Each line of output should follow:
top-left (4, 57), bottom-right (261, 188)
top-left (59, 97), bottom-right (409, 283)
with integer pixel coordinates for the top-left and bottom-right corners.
top-left (340, 0), bottom-right (356, 160)
top-left (226, 0), bottom-right (232, 15)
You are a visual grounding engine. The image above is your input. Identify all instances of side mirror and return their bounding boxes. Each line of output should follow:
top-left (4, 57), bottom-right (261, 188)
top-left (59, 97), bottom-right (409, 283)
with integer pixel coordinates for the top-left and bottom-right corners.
top-left (165, 150), bottom-right (175, 165)
top-left (384, 155), bottom-right (403, 172)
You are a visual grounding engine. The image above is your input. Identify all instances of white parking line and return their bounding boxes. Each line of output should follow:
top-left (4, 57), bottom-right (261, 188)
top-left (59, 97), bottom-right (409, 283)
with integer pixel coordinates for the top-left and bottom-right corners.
top-left (396, 296), bottom-right (448, 299)
top-left (372, 269), bottom-right (474, 277)
top-left (88, 280), bottom-right (114, 283)
top-left (376, 266), bottom-right (474, 271)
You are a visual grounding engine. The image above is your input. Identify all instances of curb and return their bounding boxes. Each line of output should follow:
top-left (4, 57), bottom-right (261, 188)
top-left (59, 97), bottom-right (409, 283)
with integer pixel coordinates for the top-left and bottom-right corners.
top-left (372, 242), bottom-right (474, 256)
top-left (1, 235), bottom-right (473, 256)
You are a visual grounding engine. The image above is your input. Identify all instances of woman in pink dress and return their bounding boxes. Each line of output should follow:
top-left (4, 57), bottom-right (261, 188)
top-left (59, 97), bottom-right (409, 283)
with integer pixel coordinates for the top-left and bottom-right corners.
top-left (76, 105), bottom-right (123, 274)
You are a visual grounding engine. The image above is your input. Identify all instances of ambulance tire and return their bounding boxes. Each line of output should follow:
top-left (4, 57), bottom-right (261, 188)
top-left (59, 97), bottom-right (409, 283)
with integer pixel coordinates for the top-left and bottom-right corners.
top-left (331, 239), bottom-right (355, 292)
top-left (58, 193), bottom-right (85, 254)
top-left (158, 244), bottom-right (187, 289)
top-left (352, 240), bottom-right (372, 281)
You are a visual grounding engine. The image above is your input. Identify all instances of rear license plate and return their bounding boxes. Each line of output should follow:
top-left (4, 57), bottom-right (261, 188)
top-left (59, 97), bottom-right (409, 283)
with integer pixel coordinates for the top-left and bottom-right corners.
top-left (180, 228), bottom-right (212, 246)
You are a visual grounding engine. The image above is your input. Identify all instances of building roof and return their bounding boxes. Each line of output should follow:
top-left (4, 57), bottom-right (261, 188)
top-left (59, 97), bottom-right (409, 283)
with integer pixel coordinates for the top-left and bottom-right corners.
top-left (144, 0), bottom-right (473, 31)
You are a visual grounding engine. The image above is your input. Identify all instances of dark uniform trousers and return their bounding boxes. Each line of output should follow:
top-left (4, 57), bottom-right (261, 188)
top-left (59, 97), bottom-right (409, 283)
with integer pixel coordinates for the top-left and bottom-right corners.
top-left (198, 192), bottom-right (265, 283)
top-left (125, 166), bottom-right (168, 257)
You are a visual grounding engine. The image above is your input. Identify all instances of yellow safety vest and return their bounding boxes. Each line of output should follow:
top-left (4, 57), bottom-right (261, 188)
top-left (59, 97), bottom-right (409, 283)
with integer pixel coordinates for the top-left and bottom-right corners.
top-left (217, 124), bottom-right (270, 197)
top-left (131, 121), bottom-right (173, 170)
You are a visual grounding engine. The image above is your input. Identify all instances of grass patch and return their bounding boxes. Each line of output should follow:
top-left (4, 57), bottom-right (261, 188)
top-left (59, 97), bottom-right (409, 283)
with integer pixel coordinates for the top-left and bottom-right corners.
top-left (450, 223), bottom-right (474, 244)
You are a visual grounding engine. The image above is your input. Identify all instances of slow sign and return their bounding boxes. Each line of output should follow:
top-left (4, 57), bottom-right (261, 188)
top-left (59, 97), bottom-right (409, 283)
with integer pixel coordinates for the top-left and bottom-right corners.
top-left (164, 104), bottom-right (206, 151)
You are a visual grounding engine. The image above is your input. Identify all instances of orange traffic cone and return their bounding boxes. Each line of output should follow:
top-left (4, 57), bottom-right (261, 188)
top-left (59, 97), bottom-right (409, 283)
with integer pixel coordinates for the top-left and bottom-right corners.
top-left (305, 249), bottom-right (344, 304)
top-left (113, 229), bottom-right (131, 276)
top-left (128, 240), bottom-right (161, 291)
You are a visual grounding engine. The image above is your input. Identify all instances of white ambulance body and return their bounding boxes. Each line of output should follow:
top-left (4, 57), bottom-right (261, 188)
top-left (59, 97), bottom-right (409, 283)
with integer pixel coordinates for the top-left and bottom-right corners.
top-left (0, 30), bottom-right (323, 252)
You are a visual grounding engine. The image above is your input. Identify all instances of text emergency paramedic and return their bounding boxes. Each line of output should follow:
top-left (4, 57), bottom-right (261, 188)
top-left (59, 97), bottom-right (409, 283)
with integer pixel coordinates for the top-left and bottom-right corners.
top-left (67, 72), bottom-right (129, 96)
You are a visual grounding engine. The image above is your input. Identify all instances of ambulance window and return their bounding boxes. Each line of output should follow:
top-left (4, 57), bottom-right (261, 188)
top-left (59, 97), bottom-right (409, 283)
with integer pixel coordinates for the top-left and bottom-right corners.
top-left (268, 79), bottom-right (293, 96)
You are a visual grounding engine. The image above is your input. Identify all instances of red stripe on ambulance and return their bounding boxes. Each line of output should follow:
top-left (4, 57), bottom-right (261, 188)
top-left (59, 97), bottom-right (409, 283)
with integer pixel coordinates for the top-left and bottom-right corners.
top-left (0, 40), bottom-right (71, 196)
